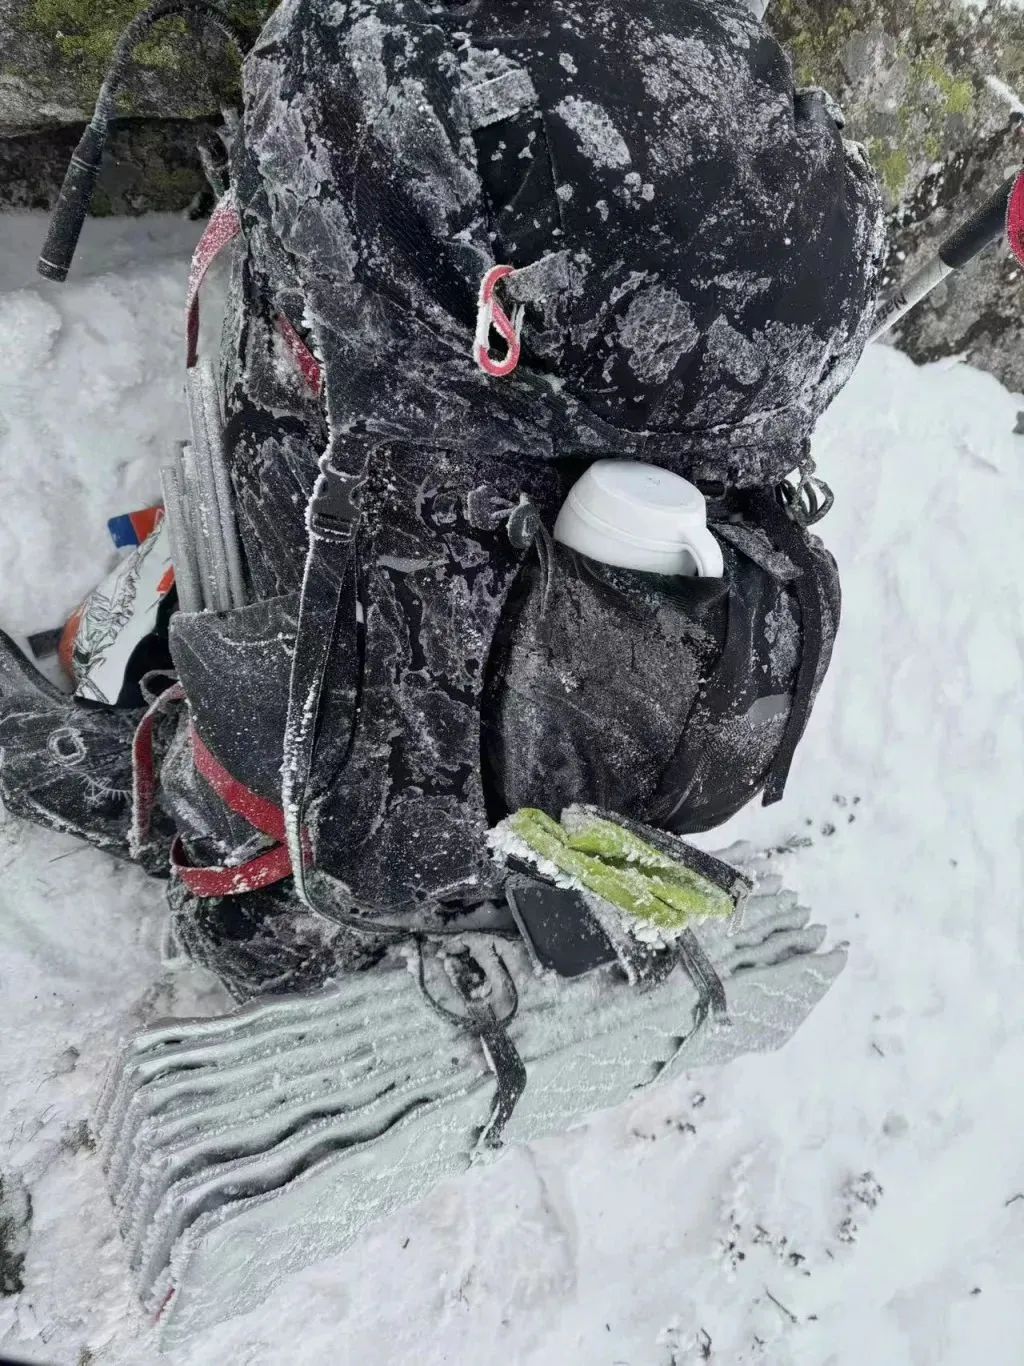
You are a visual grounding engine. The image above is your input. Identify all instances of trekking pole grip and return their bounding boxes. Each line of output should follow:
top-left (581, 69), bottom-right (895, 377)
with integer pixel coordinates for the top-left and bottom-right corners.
top-left (938, 172), bottom-right (1018, 270)
top-left (38, 122), bottom-right (106, 283)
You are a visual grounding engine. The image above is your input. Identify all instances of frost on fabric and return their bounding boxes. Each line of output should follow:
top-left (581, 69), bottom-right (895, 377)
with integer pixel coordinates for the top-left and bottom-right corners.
top-left (376, 78), bottom-right (482, 230)
top-left (617, 285), bottom-right (699, 385)
top-left (233, 0), bottom-right (884, 495)
top-left (155, 0), bottom-right (875, 957)
top-left (705, 315), bottom-right (766, 387)
top-left (763, 600), bottom-right (801, 681)
top-left (463, 68), bottom-right (538, 129)
top-left (346, 14), bottom-right (391, 114)
top-left (554, 96), bottom-right (632, 169)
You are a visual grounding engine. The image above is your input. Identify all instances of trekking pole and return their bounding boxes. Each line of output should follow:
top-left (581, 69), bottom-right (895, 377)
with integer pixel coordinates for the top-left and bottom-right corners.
top-left (38, 1), bottom-right (246, 282)
top-left (871, 168), bottom-right (1024, 341)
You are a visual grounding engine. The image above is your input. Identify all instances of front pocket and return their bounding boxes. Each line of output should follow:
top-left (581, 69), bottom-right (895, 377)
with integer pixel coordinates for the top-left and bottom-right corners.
top-left (169, 593), bottom-right (300, 805)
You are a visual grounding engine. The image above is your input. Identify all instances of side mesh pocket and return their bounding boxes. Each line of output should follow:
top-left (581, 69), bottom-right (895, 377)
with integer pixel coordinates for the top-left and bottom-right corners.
top-left (482, 543), bottom-right (729, 822)
top-left (647, 526), bottom-right (840, 833)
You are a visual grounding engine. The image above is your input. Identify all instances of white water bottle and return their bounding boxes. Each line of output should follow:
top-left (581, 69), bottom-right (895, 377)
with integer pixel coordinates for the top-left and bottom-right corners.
top-left (553, 460), bottom-right (724, 578)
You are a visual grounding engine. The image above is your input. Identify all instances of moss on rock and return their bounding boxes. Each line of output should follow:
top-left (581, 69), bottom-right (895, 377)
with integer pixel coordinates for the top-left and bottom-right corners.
top-left (769, 0), bottom-right (994, 208)
top-left (770, 0), bottom-right (1024, 398)
top-left (3, 0), bottom-right (273, 128)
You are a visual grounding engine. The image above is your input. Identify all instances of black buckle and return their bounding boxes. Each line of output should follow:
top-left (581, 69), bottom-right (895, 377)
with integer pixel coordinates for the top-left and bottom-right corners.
top-left (310, 459), bottom-right (365, 541)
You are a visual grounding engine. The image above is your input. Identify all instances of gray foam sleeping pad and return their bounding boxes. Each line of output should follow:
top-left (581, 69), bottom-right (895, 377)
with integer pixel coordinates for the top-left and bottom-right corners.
top-left (96, 843), bottom-right (843, 1346)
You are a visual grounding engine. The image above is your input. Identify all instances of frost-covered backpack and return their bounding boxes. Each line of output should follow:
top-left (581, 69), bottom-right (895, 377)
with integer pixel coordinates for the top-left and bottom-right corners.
top-left (26, 0), bottom-right (883, 998)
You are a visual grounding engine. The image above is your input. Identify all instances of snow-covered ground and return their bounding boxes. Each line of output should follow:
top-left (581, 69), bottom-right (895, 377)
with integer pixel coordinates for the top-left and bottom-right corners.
top-left (1, 213), bottom-right (1023, 1365)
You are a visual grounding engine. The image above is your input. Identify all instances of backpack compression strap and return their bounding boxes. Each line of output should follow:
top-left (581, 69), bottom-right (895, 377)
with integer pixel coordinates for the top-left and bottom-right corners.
top-left (131, 684), bottom-right (302, 896)
top-left (281, 460), bottom-right (365, 915)
top-left (168, 728), bottom-right (298, 896)
top-left (753, 490), bottom-right (826, 806)
top-left (186, 194), bottom-right (322, 395)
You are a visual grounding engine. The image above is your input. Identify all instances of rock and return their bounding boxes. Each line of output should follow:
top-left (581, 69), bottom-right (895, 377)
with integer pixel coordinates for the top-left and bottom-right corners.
top-left (0, 116), bottom-right (218, 215)
top-left (0, 0), bottom-right (264, 215)
top-left (0, 0), bottom-right (272, 134)
top-left (0, 1170), bottom-right (31, 1297)
top-left (769, 0), bottom-right (1024, 393)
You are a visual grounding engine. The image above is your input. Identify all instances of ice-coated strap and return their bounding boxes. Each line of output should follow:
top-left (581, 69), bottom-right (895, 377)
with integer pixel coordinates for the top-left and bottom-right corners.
top-left (281, 460), bottom-right (364, 909)
top-left (185, 194), bottom-right (323, 396)
top-left (131, 682), bottom-right (186, 859)
top-left (171, 727), bottom-right (304, 897)
top-left (677, 929), bottom-right (730, 1027)
top-left (186, 195), bottom-right (241, 369)
top-left (416, 944), bottom-right (527, 1150)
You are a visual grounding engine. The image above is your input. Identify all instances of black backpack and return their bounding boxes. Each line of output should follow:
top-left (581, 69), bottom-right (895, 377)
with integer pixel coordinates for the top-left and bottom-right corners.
top-left (14, 0), bottom-right (883, 998)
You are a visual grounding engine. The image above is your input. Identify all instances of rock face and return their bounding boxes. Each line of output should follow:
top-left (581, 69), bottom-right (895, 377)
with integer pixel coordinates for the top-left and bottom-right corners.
top-left (769, 0), bottom-right (1024, 394)
top-left (0, 117), bottom-right (217, 215)
top-left (0, 0), bottom-right (270, 132)
top-left (0, 0), bottom-right (270, 215)
top-left (1, 0), bottom-right (1022, 391)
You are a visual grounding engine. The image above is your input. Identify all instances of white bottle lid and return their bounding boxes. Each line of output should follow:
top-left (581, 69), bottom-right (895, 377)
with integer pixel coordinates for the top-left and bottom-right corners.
top-left (553, 460), bottom-right (724, 577)
top-left (567, 461), bottom-right (709, 549)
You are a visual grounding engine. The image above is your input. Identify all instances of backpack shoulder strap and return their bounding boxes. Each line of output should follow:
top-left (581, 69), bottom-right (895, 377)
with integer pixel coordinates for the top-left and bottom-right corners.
top-left (282, 459), bottom-right (366, 913)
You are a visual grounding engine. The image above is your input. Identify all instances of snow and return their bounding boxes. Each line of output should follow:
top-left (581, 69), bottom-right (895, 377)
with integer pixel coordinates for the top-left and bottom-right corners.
top-left (985, 74), bottom-right (1024, 118)
top-left (2, 212), bottom-right (1024, 1365)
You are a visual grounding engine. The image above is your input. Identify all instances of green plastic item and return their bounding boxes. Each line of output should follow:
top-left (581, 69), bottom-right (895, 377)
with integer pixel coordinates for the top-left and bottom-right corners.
top-left (506, 807), bottom-right (734, 932)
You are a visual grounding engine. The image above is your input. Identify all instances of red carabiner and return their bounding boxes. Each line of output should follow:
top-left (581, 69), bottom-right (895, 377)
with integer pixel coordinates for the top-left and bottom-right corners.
top-left (474, 264), bottom-right (523, 378)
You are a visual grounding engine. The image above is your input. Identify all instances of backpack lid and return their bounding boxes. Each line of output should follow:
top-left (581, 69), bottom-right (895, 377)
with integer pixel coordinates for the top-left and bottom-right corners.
top-left (240, 0), bottom-right (885, 486)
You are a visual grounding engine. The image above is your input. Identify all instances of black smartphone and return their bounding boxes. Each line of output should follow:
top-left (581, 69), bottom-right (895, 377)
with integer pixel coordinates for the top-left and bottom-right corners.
top-left (506, 877), bottom-right (617, 977)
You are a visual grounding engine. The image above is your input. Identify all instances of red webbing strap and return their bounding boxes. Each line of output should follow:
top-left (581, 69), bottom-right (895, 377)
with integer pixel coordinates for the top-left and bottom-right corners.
top-left (170, 834), bottom-right (294, 897)
top-left (186, 196), bottom-right (241, 368)
top-left (131, 686), bottom-right (299, 897)
top-left (276, 314), bottom-right (324, 397)
top-left (190, 726), bottom-right (286, 842)
top-left (131, 684), bottom-right (185, 859)
top-left (170, 725), bottom-right (308, 897)
top-left (185, 194), bottom-right (323, 396)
